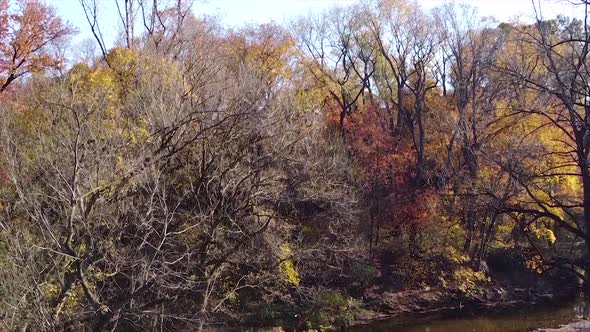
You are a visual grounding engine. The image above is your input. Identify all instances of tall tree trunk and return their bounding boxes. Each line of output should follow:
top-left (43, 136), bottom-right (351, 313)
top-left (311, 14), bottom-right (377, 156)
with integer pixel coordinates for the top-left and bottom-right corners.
top-left (579, 145), bottom-right (590, 297)
top-left (385, 100), bottom-right (395, 136)
top-left (395, 82), bottom-right (405, 135)
top-left (415, 96), bottom-right (425, 185)
top-left (478, 212), bottom-right (497, 265)
top-left (442, 56), bottom-right (447, 97)
top-left (463, 208), bottom-right (473, 254)
top-left (339, 109), bottom-right (346, 136)
top-left (369, 210), bottom-right (375, 255)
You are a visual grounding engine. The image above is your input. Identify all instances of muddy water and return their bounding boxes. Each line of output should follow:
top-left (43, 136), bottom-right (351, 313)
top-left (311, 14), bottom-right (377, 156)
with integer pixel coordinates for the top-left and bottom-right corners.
top-left (349, 301), bottom-right (590, 332)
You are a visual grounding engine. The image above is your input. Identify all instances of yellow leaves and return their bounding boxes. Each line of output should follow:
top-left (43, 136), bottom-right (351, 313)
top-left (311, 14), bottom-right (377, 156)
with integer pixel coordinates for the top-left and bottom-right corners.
top-left (295, 85), bottom-right (330, 112)
top-left (224, 23), bottom-right (296, 84)
top-left (306, 290), bottom-right (359, 330)
top-left (94, 271), bottom-right (116, 282)
top-left (67, 63), bottom-right (90, 82)
top-left (66, 55), bottom-right (119, 108)
top-left (528, 222), bottom-right (557, 245)
top-left (490, 88), bottom-right (581, 227)
top-left (176, 222), bottom-right (202, 243)
top-left (227, 290), bottom-right (238, 303)
top-left (43, 282), bottom-right (84, 312)
top-left (562, 174), bottom-right (582, 196)
top-left (121, 118), bottom-right (150, 145)
top-left (136, 119), bottom-right (151, 142)
top-left (546, 229), bottom-right (557, 244)
top-left (279, 260), bottom-right (300, 286)
top-left (61, 49), bottom-right (183, 151)
top-left (247, 36), bottom-right (294, 80)
top-left (526, 255), bottom-right (545, 274)
top-left (67, 47), bottom-right (140, 95)
top-left (43, 283), bottom-right (61, 301)
top-left (443, 245), bottom-right (470, 264)
top-left (452, 267), bottom-right (490, 293)
top-left (493, 221), bottom-right (516, 249)
top-left (278, 243), bottom-right (300, 286)
top-left (88, 68), bottom-right (115, 90)
top-left (497, 26), bottom-right (546, 79)
top-left (115, 154), bottom-right (128, 174)
top-left (106, 48), bottom-right (137, 69)
top-left (78, 242), bottom-right (87, 256)
top-left (64, 284), bottom-right (84, 309)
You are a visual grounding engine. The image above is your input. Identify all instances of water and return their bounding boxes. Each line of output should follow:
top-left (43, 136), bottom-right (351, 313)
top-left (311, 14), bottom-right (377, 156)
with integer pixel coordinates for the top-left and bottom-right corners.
top-left (348, 301), bottom-right (590, 332)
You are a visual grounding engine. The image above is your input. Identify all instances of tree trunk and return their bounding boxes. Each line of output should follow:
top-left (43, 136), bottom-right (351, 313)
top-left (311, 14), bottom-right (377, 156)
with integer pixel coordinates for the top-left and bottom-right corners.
top-left (578, 152), bottom-right (590, 298)
top-left (385, 100), bottom-right (395, 136)
top-left (415, 97), bottom-right (425, 185)
top-left (369, 211), bottom-right (375, 255)
top-left (408, 224), bottom-right (418, 257)
top-left (395, 83), bottom-right (405, 135)
top-left (0, 73), bottom-right (16, 93)
top-left (339, 109), bottom-right (346, 136)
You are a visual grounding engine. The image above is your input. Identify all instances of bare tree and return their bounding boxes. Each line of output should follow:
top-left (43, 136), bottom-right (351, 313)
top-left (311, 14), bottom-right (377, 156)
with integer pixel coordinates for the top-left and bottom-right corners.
top-left (405, 10), bottom-right (440, 185)
top-left (294, 6), bottom-right (373, 133)
top-left (364, 0), bottom-right (417, 136)
top-left (434, 3), bottom-right (503, 262)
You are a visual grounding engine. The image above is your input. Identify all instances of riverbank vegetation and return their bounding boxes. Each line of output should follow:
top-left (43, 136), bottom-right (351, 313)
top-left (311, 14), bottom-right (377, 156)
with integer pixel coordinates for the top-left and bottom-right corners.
top-left (1, 0), bottom-right (590, 330)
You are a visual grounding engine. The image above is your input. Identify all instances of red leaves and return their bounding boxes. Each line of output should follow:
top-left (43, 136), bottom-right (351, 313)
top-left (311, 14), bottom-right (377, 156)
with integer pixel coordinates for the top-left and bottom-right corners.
top-left (336, 102), bottom-right (438, 232)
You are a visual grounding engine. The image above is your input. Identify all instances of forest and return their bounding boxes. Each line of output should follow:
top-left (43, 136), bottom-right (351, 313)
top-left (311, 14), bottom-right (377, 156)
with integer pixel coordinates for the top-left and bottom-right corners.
top-left (1, 0), bottom-right (590, 331)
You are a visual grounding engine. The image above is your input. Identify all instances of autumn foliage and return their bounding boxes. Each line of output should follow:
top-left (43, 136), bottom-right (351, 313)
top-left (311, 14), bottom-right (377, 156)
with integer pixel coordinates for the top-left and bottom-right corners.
top-left (333, 102), bottom-right (438, 251)
top-left (0, 0), bottom-right (74, 93)
top-left (2, 0), bottom-right (590, 331)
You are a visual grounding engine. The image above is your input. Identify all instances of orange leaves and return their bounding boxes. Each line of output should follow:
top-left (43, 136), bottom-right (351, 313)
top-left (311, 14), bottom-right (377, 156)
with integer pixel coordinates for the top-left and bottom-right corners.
top-left (224, 23), bottom-right (295, 85)
top-left (0, 0), bottom-right (75, 93)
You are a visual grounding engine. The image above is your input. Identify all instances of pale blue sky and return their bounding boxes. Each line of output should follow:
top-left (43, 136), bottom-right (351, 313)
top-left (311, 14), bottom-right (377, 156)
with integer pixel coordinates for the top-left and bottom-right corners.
top-left (48, 0), bottom-right (577, 60)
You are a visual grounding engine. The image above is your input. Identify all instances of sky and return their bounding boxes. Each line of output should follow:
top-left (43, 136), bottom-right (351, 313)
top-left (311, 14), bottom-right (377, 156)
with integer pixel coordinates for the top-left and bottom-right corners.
top-left (48, 0), bottom-right (580, 60)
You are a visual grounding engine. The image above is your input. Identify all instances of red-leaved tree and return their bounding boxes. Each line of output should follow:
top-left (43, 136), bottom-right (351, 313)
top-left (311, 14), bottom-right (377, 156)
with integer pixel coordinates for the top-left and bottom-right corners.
top-left (0, 0), bottom-right (75, 93)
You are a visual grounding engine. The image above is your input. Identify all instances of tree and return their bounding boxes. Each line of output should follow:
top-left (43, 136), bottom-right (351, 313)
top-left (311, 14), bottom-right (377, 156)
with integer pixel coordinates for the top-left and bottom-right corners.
top-left (0, 14), bottom-right (364, 329)
top-left (364, 0), bottom-right (417, 136)
top-left (494, 3), bottom-right (590, 294)
top-left (405, 9), bottom-right (439, 185)
top-left (224, 23), bottom-right (296, 92)
top-left (435, 3), bottom-right (503, 263)
top-left (294, 6), bottom-right (374, 133)
top-left (0, 0), bottom-right (75, 93)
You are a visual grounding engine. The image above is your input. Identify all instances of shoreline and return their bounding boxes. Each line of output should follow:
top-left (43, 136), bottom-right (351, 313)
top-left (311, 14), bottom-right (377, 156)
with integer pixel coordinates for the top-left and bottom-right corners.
top-left (348, 285), bottom-right (581, 330)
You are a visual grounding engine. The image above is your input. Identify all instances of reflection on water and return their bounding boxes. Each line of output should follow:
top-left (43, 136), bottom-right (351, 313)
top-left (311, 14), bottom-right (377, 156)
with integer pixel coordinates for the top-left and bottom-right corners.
top-left (349, 299), bottom-right (590, 332)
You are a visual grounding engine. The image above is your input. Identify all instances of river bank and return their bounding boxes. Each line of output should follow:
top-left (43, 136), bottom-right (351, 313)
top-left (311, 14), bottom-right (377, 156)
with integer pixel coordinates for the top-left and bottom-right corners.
top-left (233, 249), bottom-right (584, 331)
top-left (537, 320), bottom-right (590, 332)
top-left (239, 272), bottom-right (581, 331)
top-left (348, 300), bottom-right (587, 332)
top-left (349, 267), bottom-right (588, 332)
top-left (345, 250), bottom-right (581, 330)
top-left (348, 285), bottom-right (580, 331)
top-left (243, 287), bottom-right (582, 332)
